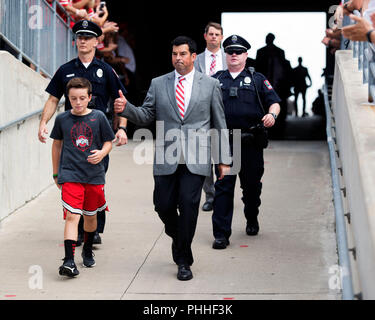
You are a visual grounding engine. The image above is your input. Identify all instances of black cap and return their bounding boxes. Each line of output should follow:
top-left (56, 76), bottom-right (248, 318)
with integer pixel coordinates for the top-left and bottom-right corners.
top-left (223, 35), bottom-right (251, 52)
top-left (72, 20), bottom-right (102, 38)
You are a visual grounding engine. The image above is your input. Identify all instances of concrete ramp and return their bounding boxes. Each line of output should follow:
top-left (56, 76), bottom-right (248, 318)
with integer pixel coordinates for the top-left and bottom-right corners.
top-left (0, 140), bottom-right (339, 300)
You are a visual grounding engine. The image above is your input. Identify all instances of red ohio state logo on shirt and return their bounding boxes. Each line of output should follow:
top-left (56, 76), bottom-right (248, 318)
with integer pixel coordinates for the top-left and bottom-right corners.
top-left (71, 122), bottom-right (93, 152)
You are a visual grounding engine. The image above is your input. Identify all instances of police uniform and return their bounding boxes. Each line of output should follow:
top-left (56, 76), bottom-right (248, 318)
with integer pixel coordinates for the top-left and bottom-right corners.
top-left (46, 21), bottom-right (127, 117)
top-left (212, 35), bottom-right (281, 245)
top-left (46, 20), bottom-right (127, 238)
top-left (46, 57), bottom-right (126, 114)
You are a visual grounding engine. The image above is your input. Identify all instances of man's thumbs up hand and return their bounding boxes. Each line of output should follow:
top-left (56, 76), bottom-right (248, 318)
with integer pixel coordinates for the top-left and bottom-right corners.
top-left (114, 90), bottom-right (127, 113)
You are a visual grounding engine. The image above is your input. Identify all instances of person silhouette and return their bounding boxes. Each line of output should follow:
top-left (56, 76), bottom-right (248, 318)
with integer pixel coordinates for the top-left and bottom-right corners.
top-left (255, 33), bottom-right (285, 87)
top-left (292, 57), bottom-right (312, 117)
top-left (256, 33), bottom-right (291, 138)
top-left (312, 89), bottom-right (325, 117)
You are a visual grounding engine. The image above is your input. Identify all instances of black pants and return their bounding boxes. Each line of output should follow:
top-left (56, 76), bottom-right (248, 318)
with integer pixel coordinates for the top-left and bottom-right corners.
top-left (78, 155), bottom-right (109, 235)
top-left (212, 141), bottom-right (264, 240)
top-left (203, 166), bottom-right (215, 204)
top-left (154, 165), bottom-right (205, 266)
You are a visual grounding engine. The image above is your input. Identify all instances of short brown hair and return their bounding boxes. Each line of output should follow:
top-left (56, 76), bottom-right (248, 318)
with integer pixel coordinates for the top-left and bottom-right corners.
top-left (204, 22), bottom-right (223, 35)
top-left (171, 36), bottom-right (197, 54)
top-left (66, 77), bottom-right (92, 95)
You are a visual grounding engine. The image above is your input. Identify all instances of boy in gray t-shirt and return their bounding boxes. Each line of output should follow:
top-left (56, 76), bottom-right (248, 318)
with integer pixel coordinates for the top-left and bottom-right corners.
top-left (50, 77), bottom-right (115, 277)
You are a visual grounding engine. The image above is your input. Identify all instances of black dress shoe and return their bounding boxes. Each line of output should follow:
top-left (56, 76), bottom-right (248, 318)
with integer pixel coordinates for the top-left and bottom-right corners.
top-left (202, 201), bottom-right (213, 211)
top-left (93, 231), bottom-right (102, 244)
top-left (212, 238), bottom-right (230, 249)
top-left (177, 264), bottom-right (193, 281)
top-left (246, 221), bottom-right (259, 236)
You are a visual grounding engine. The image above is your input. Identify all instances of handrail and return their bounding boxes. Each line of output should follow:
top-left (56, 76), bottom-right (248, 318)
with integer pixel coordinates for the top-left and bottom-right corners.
top-left (323, 84), bottom-right (354, 300)
top-left (0, 109), bottom-right (43, 133)
top-left (0, 101), bottom-right (64, 134)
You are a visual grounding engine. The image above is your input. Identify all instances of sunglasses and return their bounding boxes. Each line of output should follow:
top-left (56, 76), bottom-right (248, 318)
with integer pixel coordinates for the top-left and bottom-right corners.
top-left (225, 49), bottom-right (246, 55)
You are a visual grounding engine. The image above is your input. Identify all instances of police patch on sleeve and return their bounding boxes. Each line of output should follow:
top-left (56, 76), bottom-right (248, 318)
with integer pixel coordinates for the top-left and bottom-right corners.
top-left (264, 80), bottom-right (273, 90)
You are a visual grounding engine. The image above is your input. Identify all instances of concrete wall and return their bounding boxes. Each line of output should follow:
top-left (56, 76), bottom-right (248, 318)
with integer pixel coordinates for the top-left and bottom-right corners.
top-left (333, 50), bottom-right (375, 299)
top-left (0, 51), bottom-right (57, 221)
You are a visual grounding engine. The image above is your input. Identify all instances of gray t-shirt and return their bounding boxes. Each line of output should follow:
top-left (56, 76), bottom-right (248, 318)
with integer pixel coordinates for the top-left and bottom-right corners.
top-left (50, 109), bottom-right (115, 185)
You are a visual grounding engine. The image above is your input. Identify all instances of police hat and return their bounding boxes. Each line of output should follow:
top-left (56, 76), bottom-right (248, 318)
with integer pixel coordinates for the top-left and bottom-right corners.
top-left (223, 35), bottom-right (251, 53)
top-left (72, 20), bottom-right (102, 38)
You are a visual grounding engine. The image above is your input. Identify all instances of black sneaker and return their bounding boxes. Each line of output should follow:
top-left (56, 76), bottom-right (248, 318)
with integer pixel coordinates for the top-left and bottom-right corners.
top-left (93, 231), bottom-right (102, 245)
top-left (59, 258), bottom-right (79, 277)
top-left (82, 247), bottom-right (96, 268)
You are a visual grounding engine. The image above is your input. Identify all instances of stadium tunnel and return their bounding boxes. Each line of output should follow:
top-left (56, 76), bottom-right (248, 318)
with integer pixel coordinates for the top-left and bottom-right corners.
top-left (108, 1), bottom-right (337, 94)
top-left (107, 0), bottom-right (339, 139)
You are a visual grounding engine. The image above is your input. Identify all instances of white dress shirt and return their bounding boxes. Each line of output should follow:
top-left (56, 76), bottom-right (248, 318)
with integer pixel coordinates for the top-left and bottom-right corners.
top-left (175, 68), bottom-right (195, 113)
top-left (204, 48), bottom-right (223, 76)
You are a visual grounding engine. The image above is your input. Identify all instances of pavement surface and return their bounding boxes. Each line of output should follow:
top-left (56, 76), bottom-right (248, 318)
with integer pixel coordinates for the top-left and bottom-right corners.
top-left (0, 140), bottom-right (340, 300)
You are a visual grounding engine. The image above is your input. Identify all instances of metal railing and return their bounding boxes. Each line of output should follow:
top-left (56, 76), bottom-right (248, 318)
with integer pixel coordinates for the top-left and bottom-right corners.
top-left (323, 83), bottom-right (354, 300)
top-left (326, 1), bottom-right (375, 299)
top-left (0, 0), bottom-right (76, 78)
top-left (0, 101), bottom-right (64, 134)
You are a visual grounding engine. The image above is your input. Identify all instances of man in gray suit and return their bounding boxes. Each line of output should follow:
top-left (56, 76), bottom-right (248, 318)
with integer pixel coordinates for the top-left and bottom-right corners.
top-left (194, 22), bottom-right (227, 212)
top-left (115, 36), bottom-right (231, 281)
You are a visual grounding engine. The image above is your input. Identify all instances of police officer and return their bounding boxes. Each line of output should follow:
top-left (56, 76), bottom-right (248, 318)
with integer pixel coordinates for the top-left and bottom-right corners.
top-left (38, 20), bottom-right (128, 245)
top-left (211, 35), bottom-right (281, 249)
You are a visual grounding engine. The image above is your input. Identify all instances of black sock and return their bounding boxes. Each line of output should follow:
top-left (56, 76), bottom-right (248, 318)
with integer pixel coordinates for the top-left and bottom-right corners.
top-left (64, 240), bottom-right (77, 260)
top-left (83, 231), bottom-right (95, 251)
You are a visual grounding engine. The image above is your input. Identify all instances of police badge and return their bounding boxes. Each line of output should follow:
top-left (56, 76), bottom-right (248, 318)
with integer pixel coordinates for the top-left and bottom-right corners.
top-left (97, 68), bottom-right (103, 78)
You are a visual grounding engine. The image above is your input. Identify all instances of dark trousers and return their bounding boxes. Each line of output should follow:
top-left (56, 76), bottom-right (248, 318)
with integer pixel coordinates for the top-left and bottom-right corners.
top-left (78, 155), bottom-right (109, 235)
top-left (212, 141), bottom-right (264, 240)
top-left (154, 164), bottom-right (205, 266)
top-left (203, 165), bottom-right (215, 204)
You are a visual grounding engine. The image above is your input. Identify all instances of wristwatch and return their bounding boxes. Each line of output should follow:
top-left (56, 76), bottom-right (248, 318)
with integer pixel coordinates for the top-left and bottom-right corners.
top-left (367, 29), bottom-right (375, 43)
top-left (269, 112), bottom-right (277, 120)
top-left (118, 126), bottom-right (127, 134)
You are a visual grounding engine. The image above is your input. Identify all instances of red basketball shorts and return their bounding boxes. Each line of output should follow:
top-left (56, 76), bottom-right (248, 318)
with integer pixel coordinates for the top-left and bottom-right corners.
top-left (61, 182), bottom-right (108, 219)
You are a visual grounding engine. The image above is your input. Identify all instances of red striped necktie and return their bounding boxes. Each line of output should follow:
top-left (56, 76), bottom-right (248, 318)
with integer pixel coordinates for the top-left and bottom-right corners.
top-left (176, 76), bottom-right (186, 118)
top-left (209, 53), bottom-right (216, 76)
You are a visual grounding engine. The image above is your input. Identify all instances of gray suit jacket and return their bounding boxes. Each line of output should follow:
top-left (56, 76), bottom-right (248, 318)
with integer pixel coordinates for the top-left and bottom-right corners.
top-left (194, 49), bottom-right (227, 75)
top-left (119, 70), bottom-right (231, 177)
